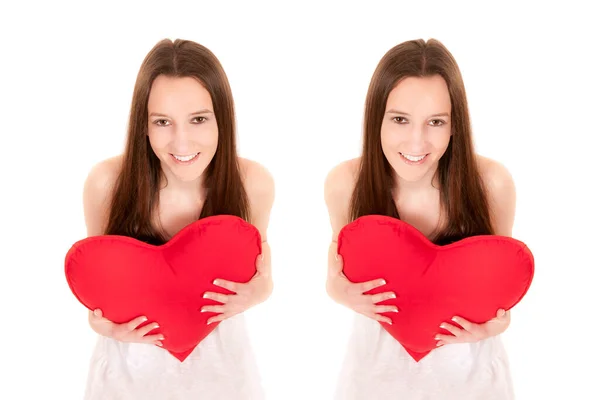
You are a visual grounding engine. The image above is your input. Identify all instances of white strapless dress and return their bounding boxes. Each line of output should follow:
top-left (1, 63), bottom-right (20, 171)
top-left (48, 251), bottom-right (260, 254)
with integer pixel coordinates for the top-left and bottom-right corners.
top-left (83, 314), bottom-right (264, 400)
top-left (334, 314), bottom-right (515, 400)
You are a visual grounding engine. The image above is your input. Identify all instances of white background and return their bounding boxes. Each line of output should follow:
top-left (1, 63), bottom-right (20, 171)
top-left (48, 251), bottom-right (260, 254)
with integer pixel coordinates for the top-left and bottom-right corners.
top-left (1, 1), bottom-right (599, 399)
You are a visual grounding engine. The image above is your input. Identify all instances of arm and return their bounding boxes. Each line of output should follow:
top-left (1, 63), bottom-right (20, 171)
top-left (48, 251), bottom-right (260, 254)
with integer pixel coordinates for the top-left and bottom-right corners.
top-left (202, 159), bottom-right (275, 324)
top-left (82, 156), bottom-right (164, 345)
top-left (324, 160), bottom-right (397, 323)
top-left (436, 156), bottom-right (517, 345)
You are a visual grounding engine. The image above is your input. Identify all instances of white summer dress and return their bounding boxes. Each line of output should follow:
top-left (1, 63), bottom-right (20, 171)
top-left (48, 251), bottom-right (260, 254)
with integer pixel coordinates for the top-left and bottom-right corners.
top-left (334, 313), bottom-right (514, 400)
top-left (83, 313), bottom-right (264, 400)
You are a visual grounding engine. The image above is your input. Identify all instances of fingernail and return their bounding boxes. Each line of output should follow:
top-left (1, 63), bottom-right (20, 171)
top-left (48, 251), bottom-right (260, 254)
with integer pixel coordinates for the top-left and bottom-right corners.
top-left (213, 279), bottom-right (218, 285)
top-left (436, 342), bottom-right (443, 347)
top-left (392, 309), bottom-right (399, 313)
top-left (440, 324), bottom-right (445, 329)
top-left (435, 335), bottom-right (440, 340)
top-left (160, 336), bottom-right (165, 340)
top-left (390, 294), bottom-right (396, 298)
top-left (381, 280), bottom-right (386, 285)
top-left (200, 309), bottom-right (206, 313)
top-left (335, 254), bottom-right (339, 261)
top-left (260, 254), bottom-right (264, 260)
top-left (142, 317), bottom-right (148, 322)
top-left (451, 317), bottom-right (458, 322)
top-left (203, 293), bottom-right (208, 298)
top-left (154, 324), bottom-right (160, 328)
top-left (156, 342), bottom-right (163, 347)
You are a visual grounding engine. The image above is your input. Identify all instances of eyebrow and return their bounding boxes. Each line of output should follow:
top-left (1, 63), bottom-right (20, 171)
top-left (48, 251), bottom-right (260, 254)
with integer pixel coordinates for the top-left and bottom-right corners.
top-left (149, 109), bottom-right (214, 117)
top-left (386, 109), bottom-right (450, 118)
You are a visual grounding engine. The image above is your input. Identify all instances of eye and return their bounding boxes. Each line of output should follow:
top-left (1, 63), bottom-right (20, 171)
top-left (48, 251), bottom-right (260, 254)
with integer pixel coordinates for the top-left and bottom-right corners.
top-left (393, 116), bottom-right (408, 124)
top-left (153, 119), bottom-right (170, 127)
top-left (191, 116), bottom-right (206, 124)
top-left (430, 119), bottom-right (446, 126)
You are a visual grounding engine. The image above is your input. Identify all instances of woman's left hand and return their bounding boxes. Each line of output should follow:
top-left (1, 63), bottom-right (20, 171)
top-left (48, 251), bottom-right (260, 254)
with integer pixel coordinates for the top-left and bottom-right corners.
top-left (201, 254), bottom-right (273, 324)
top-left (435, 309), bottom-right (511, 346)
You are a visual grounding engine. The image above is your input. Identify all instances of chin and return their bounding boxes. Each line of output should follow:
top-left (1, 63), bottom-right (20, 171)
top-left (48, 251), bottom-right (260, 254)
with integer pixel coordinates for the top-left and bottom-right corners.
top-left (392, 163), bottom-right (435, 183)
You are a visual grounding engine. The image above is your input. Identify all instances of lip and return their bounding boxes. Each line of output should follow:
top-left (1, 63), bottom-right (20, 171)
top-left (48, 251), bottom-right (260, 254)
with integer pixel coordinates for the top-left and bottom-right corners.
top-left (399, 152), bottom-right (429, 165)
top-left (170, 152), bottom-right (200, 165)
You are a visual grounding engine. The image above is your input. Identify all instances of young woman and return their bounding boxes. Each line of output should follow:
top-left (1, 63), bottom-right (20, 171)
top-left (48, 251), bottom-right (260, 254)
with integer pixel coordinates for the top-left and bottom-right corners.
top-left (82, 39), bottom-right (274, 399)
top-left (325, 38), bottom-right (516, 399)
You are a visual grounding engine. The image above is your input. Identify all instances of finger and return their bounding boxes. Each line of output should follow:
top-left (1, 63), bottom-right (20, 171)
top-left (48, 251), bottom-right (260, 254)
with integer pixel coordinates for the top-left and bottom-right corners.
top-left (93, 309), bottom-right (103, 319)
top-left (201, 305), bottom-right (226, 314)
top-left (212, 279), bottom-right (240, 293)
top-left (207, 313), bottom-right (229, 325)
top-left (370, 292), bottom-right (396, 304)
top-left (136, 322), bottom-right (160, 337)
top-left (140, 333), bottom-right (164, 344)
top-left (435, 333), bottom-right (461, 344)
top-left (359, 278), bottom-right (386, 294)
top-left (374, 305), bottom-right (398, 314)
top-left (370, 313), bottom-right (392, 325)
top-left (497, 309), bottom-right (510, 320)
top-left (203, 292), bottom-right (230, 304)
top-left (126, 316), bottom-right (149, 332)
top-left (439, 322), bottom-right (464, 337)
top-left (451, 316), bottom-right (476, 333)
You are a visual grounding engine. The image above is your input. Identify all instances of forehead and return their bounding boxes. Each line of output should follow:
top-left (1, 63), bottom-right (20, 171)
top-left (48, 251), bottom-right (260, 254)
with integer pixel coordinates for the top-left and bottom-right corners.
top-left (386, 75), bottom-right (451, 114)
top-left (148, 75), bottom-right (213, 111)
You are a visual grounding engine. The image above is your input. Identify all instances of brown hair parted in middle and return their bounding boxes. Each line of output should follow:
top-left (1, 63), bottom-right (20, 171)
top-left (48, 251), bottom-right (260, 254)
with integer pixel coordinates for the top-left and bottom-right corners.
top-left (104, 38), bottom-right (249, 245)
top-left (350, 38), bottom-right (494, 245)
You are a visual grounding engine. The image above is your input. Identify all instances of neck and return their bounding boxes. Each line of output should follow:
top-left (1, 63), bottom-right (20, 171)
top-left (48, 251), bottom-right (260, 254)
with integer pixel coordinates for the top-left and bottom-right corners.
top-left (159, 170), bottom-right (206, 201)
top-left (392, 164), bottom-right (440, 200)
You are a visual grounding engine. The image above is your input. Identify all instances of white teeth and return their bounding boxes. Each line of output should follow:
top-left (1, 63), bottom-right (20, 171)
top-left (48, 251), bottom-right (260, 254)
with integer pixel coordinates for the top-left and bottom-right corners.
top-left (173, 152), bottom-right (199, 162)
top-left (400, 153), bottom-right (426, 162)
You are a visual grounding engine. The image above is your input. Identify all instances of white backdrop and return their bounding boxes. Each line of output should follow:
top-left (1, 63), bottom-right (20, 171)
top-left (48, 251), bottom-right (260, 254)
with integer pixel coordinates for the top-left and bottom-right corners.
top-left (1, 1), bottom-right (598, 399)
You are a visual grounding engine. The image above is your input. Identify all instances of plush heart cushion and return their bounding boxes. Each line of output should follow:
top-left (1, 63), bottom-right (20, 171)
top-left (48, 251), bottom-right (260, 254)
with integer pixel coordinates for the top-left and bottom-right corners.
top-left (65, 215), bottom-right (261, 362)
top-left (338, 215), bottom-right (534, 362)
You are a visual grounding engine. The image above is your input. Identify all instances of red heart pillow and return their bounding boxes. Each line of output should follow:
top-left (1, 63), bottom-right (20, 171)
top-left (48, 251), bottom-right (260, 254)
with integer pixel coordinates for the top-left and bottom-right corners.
top-left (64, 215), bottom-right (261, 362)
top-left (337, 215), bottom-right (534, 362)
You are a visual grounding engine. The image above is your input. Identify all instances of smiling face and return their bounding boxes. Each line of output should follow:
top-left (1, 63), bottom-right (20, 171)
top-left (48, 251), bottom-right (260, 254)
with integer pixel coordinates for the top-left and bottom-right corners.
top-left (380, 74), bottom-right (452, 185)
top-left (147, 75), bottom-right (219, 184)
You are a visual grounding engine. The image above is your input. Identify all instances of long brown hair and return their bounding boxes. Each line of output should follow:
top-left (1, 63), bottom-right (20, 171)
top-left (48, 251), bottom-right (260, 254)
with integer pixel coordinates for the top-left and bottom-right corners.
top-left (350, 38), bottom-right (494, 245)
top-left (105, 39), bottom-right (249, 244)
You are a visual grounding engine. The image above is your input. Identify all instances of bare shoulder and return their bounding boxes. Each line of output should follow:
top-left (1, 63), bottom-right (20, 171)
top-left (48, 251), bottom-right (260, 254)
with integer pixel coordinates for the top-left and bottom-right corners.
top-left (476, 154), bottom-right (516, 236)
top-left (84, 155), bottom-right (123, 193)
top-left (238, 157), bottom-right (275, 199)
top-left (476, 154), bottom-right (516, 200)
top-left (324, 158), bottom-right (360, 238)
top-left (82, 155), bottom-right (123, 236)
top-left (238, 157), bottom-right (274, 240)
top-left (324, 158), bottom-right (359, 205)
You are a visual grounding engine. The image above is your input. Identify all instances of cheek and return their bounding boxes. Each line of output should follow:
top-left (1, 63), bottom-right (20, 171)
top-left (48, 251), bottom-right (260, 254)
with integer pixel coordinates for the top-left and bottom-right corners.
top-left (380, 126), bottom-right (399, 152)
top-left (199, 127), bottom-right (219, 152)
top-left (432, 131), bottom-right (452, 153)
top-left (147, 129), bottom-right (169, 150)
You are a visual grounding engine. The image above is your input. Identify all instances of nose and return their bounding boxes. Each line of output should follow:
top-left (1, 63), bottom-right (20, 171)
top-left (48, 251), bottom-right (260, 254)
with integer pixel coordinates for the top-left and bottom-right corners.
top-left (171, 124), bottom-right (193, 152)
top-left (405, 123), bottom-right (427, 152)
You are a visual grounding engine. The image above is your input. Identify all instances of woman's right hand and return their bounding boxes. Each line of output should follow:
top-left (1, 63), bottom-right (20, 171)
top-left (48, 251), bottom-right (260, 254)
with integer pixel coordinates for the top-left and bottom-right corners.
top-left (326, 254), bottom-right (398, 324)
top-left (88, 309), bottom-right (164, 346)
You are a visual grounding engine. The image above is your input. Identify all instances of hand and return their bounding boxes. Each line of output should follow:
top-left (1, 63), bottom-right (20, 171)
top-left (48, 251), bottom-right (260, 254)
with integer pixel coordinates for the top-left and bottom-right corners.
top-left (435, 309), bottom-right (511, 346)
top-left (326, 254), bottom-right (397, 324)
top-left (201, 254), bottom-right (273, 325)
top-left (88, 309), bottom-right (164, 347)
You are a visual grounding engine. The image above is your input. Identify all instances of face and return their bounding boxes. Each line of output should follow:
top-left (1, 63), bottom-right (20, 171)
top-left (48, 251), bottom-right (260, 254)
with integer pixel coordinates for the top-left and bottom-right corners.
top-left (147, 75), bottom-right (219, 183)
top-left (380, 74), bottom-right (452, 184)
